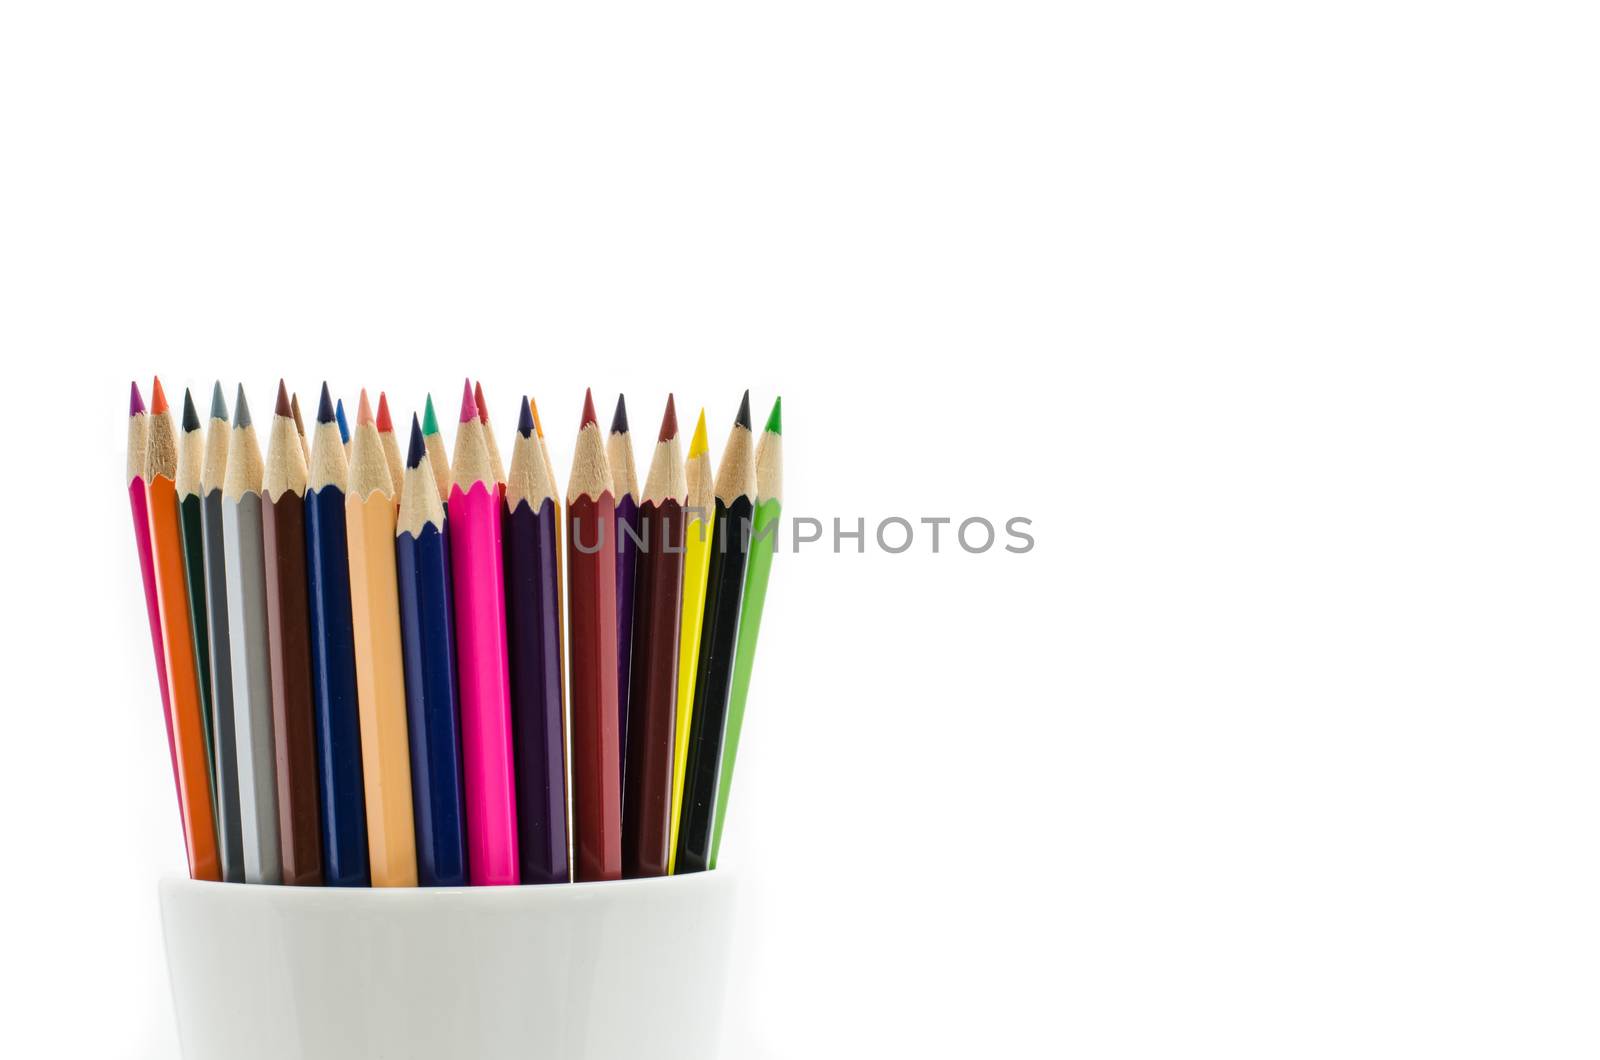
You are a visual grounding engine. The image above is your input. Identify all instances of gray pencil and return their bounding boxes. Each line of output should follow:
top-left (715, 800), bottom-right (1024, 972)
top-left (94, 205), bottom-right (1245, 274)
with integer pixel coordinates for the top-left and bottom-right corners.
top-left (200, 383), bottom-right (245, 883)
top-left (222, 387), bottom-right (282, 884)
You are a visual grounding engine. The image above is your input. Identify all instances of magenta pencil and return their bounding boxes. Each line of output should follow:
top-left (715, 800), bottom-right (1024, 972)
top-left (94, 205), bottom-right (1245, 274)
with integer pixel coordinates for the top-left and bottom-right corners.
top-left (128, 382), bottom-right (181, 810)
top-left (449, 380), bottom-right (520, 884)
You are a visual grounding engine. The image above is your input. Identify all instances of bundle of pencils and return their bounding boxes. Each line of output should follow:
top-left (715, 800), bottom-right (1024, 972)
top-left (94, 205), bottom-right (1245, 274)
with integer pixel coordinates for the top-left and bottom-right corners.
top-left (125, 378), bottom-right (783, 889)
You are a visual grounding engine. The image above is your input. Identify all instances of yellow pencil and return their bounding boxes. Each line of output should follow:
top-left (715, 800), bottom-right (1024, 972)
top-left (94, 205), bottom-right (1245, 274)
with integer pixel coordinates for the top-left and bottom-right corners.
top-left (345, 390), bottom-right (418, 886)
top-left (667, 409), bottom-right (714, 873)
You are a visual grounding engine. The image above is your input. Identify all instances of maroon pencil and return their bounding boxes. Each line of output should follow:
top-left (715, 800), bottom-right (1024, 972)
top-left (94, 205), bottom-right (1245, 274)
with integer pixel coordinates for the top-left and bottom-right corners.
top-left (622, 396), bottom-right (687, 878)
top-left (566, 389), bottom-right (622, 881)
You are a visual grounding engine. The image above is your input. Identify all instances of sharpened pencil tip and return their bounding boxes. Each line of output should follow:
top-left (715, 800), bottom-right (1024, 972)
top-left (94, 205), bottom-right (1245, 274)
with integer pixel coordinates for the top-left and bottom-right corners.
top-left (181, 388), bottom-right (201, 432)
top-left (422, 394), bottom-right (440, 436)
top-left (734, 389), bottom-right (752, 430)
top-left (765, 396), bottom-right (782, 435)
top-left (407, 415), bottom-right (426, 468)
top-left (689, 408), bottom-right (709, 457)
top-left (659, 394), bottom-right (678, 442)
top-left (474, 381), bottom-right (491, 425)
top-left (581, 388), bottom-right (597, 428)
top-left (234, 386), bottom-right (253, 429)
top-left (276, 380), bottom-right (292, 418)
top-left (291, 393), bottom-right (305, 433)
top-left (356, 389), bottom-right (374, 427)
top-left (150, 377), bottom-right (169, 415)
top-left (459, 378), bottom-right (478, 423)
top-left (129, 381), bottom-right (146, 416)
top-left (518, 396), bottom-right (535, 437)
top-left (210, 382), bottom-right (228, 422)
top-left (335, 398), bottom-right (350, 442)
top-left (529, 396), bottom-right (545, 437)
top-left (376, 392), bottom-right (393, 433)
top-left (317, 383), bottom-right (336, 424)
top-left (611, 394), bottom-right (629, 435)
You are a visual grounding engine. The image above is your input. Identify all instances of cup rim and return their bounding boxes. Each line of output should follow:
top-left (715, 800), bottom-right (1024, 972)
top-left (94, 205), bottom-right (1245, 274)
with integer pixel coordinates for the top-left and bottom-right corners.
top-left (160, 870), bottom-right (733, 904)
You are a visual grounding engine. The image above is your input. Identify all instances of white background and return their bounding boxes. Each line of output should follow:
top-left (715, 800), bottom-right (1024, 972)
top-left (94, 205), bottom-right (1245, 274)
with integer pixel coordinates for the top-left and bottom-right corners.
top-left (3, 1), bottom-right (1598, 1056)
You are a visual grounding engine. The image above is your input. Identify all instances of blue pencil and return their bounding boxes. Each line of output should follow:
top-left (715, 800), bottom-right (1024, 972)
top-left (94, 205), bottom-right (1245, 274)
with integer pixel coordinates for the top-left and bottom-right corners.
top-left (305, 383), bottom-right (370, 887)
top-left (396, 416), bottom-right (469, 886)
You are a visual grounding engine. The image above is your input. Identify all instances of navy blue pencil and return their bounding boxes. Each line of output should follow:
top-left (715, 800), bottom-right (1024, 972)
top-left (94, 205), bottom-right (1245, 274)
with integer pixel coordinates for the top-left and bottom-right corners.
top-left (306, 383), bottom-right (370, 887)
top-left (607, 395), bottom-right (641, 783)
top-left (396, 416), bottom-right (469, 887)
top-left (505, 398), bottom-right (570, 884)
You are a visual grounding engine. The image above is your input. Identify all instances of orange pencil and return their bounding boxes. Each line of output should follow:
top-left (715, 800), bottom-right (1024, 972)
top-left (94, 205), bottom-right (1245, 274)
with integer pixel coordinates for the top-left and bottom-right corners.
top-left (146, 378), bottom-right (221, 881)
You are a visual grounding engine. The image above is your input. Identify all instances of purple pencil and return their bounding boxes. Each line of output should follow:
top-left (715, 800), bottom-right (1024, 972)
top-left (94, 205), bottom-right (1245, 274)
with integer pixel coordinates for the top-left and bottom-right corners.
top-left (607, 395), bottom-right (641, 783)
top-left (505, 397), bottom-right (571, 884)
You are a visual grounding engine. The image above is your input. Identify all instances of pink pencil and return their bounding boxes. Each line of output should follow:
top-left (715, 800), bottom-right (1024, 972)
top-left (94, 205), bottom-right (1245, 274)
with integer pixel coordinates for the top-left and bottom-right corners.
top-left (128, 381), bottom-right (181, 809)
top-left (449, 380), bottom-right (520, 884)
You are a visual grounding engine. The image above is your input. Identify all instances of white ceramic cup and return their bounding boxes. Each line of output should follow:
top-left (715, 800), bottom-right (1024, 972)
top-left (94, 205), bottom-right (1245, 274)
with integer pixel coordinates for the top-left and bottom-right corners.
top-left (159, 872), bottom-right (735, 1060)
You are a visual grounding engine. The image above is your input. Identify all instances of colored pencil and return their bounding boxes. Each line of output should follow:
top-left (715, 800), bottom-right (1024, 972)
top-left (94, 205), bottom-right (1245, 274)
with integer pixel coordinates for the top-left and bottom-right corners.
top-left (710, 396), bottom-right (782, 867)
top-left (222, 387), bottom-right (282, 884)
top-left (306, 383), bottom-right (370, 887)
top-left (674, 392), bottom-right (758, 874)
top-left (475, 380), bottom-right (507, 491)
top-left (622, 396), bottom-right (686, 878)
top-left (176, 390), bottom-right (219, 810)
top-left (146, 378), bottom-right (221, 881)
top-left (261, 382), bottom-right (323, 885)
top-left (567, 389), bottom-right (622, 882)
top-left (200, 383), bottom-right (245, 883)
top-left (335, 396), bottom-right (351, 457)
top-left (667, 409), bottom-right (714, 873)
top-left (396, 415), bottom-right (468, 887)
top-left (505, 397), bottom-right (569, 884)
top-left (529, 394), bottom-right (572, 875)
top-left (608, 395), bottom-right (640, 781)
top-left (421, 394), bottom-right (452, 506)
top-left (450, 379), bottom-right (520, 885)
top-left (376, 391), bottom-right (404, 502)
top-left (128, 383), bottom-right (182, 820)
top-left (345, 391), bottom-right (418, 887)
top-left (290, 391), bottom-right (311, 468)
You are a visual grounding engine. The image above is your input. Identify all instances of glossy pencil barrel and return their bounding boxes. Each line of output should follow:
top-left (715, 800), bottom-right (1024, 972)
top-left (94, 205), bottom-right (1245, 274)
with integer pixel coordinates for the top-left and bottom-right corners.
top-left (305, 484), bottom-right (370, 887)
top-left (177, 491), bottom-right (218, 808)
top-left (261, 491), bottom-right (323, 885)
top-left (449, 481), bottom-right (520, 885)
top-left (614, 494), bottom-right (640, 779)
top-left (200, 490), bottom-right (245, 882)
top-left (622, 500), bottom-right (684, 878)
top-left (130, 481), bottom-right (181, 823)
top-left (568, 493), bottom-right (622, 882)
top-left (710, 496), bottom-right (780, 867)
top-left (505, 497), bottom-right (569, 885)
top-left (675, 497), bottom-right (754, 874)
top-left (667, 510), bottom-right (713, 872)
top-left (223, 492), bottom-right (282, 883)
top-left (346, 490), bottom-right (418, 887)
top-left (396, 523), bottom-right (468, 887)
top-left (149, 475), bottom-right (221, 881)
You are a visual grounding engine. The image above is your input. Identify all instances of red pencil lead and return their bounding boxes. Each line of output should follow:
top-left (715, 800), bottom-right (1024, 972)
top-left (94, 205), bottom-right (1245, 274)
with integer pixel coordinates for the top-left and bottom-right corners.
top-left (474, 381), bottom-right (491, 425)
top-left (581, 387), bottom-right (597, 428)
top-left (459, 378), bottom-right (478, 424)
top-left (356, 389), bottom-right (374, 427)
top-left (658, 393), bottom-right (679, 442)
top-left (376, 392), bottom-right (394, 433)
top-left (150, 377), bottom-right (169, 415)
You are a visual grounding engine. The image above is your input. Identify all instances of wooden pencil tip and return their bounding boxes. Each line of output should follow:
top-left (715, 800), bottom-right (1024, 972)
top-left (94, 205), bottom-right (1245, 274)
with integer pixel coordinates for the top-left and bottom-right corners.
top-left (407, 415), bottom-right (426, 468)
top-left (376, 391), bottom-right (394, 433)
top-left (611, 393), bottom-right (629, 435)
top-left (529, 395), bottom-right (545, 437)
top-left (474, 381), bottom-right (490, 425)
top-left (317, 382), bottom-right (336, 424)
top-left (210, 381), bottom-right (228, 422)
top-left (234, 386), bottom-right (253, 429)
top-left (275, 380), bottom-right (292, 418)
top-left (689, 408), bottom-right (709, 457)
top-left (518, 396), bottom-right (535, 437)
top-left (129, 381), bottom-right (145, 416)
top-left (734, 389), bottom-right (752, 430)
top-left (459, 378), bottom-right (478, 423)
top-left (356, 389), bottom-right (374, 426)
top-left (150, 377), bottom-right (169, 414)
top-left (659, 393), bottom-right (678, 442)
top-left (765, 395), bottom-right (782, 435)
top-left (581, 388), bottom-right (597, 428)
top-left (181, 388), bottom-right (201, 431)
top-left (335, 398), bottom-right (350, 442)
top-left (422, 394), bottom-right (440, 436)
top-left (291, 393), bottom-right (306, 432)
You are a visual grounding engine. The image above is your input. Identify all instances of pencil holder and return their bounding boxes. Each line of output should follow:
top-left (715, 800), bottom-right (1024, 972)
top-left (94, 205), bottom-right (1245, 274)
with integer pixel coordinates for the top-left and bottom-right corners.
top-left (159, 873), bottom-right (736, 1060)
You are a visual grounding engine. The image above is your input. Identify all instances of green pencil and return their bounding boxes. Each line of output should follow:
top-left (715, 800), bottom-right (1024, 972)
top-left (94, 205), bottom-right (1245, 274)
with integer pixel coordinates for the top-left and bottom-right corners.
top-left (177, 388), bottom-right (219, 811)
top-left (709, 397), bottom-right (782, 868)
